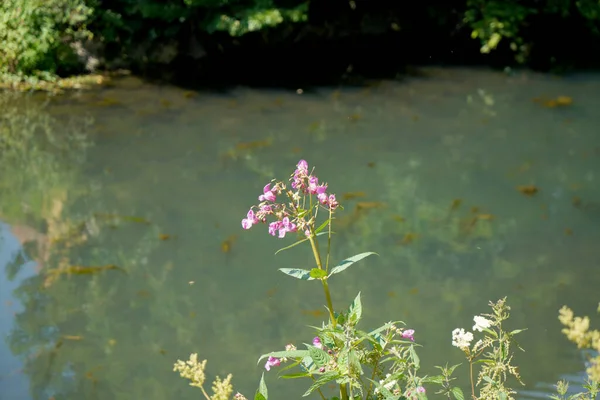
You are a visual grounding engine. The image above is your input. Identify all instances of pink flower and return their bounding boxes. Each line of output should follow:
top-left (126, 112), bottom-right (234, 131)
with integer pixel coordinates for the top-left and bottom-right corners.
top-left (265, 356), bottom-right (280, 371)
top-left (327, 194), bottom-right (339, 210)
top-left (312, 337), bottom-right (322, 349)
top-left (241, 209), bottom-right (259, 229)
top-left (402, 329), bottom-right (415, 342)
top-left (258, 183), bottom-right (277, 202)
top-left (278, 217), bottom-right (297, 238)
top-left (297, 160), bottom-right (308, 171)
top-left (307, 176), bottom-right (327, 195)
top-left (417, 386), bottom-right (426, 394)
top-left (268, 221), bottom-right (281, 236)
top-left (317, 193), bottom-right (339, 210)
top-left (292, 160), bottom-right (309, 189)
top-left (267, 218), bottom-right (297, 238)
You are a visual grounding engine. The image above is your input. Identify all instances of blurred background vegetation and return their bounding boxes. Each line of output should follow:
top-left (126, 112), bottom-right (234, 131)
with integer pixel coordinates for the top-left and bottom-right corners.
top-left (1, 0), bottom-right (599, 87)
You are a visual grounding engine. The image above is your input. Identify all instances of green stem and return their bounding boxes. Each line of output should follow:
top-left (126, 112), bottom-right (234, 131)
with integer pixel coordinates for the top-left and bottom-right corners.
top-left (470, 359), bottom-right (475, 400)
top-left (308, 234), bottom-right (336, 328)
top-left (340, 383), bottom-right (349, 400)
top-left (321, 279), bottom-right (336, 328)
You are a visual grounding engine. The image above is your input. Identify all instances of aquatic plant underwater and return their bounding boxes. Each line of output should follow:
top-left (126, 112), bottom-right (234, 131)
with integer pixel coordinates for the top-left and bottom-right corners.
top-left (174, 160), bottom-right (600, 400)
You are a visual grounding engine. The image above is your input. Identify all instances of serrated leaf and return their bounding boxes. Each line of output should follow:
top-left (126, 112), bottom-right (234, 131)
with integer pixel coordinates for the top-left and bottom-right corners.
top-left (409, 345), bottom-right (420, 369)
top-left (424, 375), bottom-right (444, 384)
top-left (307, 346), bottom-right (330, 368)
top-left (257, 350), bottom-right (309, 364)
top-left (255, 373), bottom-right (268, 400)
top-left (278, 268), bottom-right (314, 280)
top-left (309, 268), bottom-right (327, 279)
top-left (348, 349), bottom-right (363, 376)
top-left (329, 252), bottom-right (377, 276)
top-left (348, 292), bottom-right (362, 325)
top-left (303, 372), bottom-right (340, 397)
top-left (451, 386), bottom-right (465, 400)
top-left (447, 363), bottom-right (462, 375)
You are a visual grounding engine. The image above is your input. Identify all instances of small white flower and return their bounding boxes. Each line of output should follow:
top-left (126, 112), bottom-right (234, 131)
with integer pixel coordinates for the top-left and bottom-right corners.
top-left (375, 375), bottom-right (397, 394)
top-left (452, 328), bottom-right (474, 350)
top-left (473, 316), bottom-right (492, 332)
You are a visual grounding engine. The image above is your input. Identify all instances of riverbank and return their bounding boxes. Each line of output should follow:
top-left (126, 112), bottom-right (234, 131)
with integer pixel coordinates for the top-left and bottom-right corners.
top-left (2, 0), bottom-right (599, 91)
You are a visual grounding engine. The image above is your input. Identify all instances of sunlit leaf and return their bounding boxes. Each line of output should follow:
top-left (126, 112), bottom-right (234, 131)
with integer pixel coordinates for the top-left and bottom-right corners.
top-left (328, 252), bottom-right (378, 276)
top-left (278, 268), bottom-right (314, 280)
top-left (255, 372), bottom-right (268, 400)
top-left (309, 268), bottom-right (327, 279)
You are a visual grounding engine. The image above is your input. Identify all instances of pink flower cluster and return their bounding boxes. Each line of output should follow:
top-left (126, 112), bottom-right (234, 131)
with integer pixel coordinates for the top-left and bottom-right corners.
top-left (241, 160), bottom-right (340, 238)
top-left (291, 160), bottom-right (339, 210)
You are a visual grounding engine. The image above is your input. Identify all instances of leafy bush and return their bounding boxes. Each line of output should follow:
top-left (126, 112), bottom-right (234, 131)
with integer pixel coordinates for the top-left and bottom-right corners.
top-left (0, 0), bottom-right (93, 79)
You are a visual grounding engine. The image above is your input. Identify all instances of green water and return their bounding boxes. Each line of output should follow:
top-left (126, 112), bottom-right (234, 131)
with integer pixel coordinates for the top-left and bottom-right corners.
top-left (1, 68), bottom-right (599, 400)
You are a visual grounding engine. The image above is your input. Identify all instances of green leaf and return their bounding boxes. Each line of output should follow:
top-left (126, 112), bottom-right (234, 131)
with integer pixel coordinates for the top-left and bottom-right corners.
top-left (278, 268), bottom-right (314, 280)
top-left (328, 252), bottom-right (378, 276)
top-left (409, 345), bottom-right (420, 369)
top-left (451, 387), bottom-right (465, 400)
top-left (498, 391), bottom-right (508, 400)
top-left (257, 350), bottom-right (309, 364)
top-left (348, 349), bottom-right (363, 376)
top-left (302, 371), bottom-right (340, 397)
top-left (280, 372), bottom-right (310, 379)
top-left (509, 328), bottom-right (527, 336)
top-left (309, 268), bottom-right (327, 279)
top-left (447, 363), bottom-right (462, 375)
top-left (424, 375), bottom-right (444, 384)
top-left (274, 232), bottom-right (328, 255)
top-left (348, 292), bottom-right (363, 325)
top-left (314, 218), bottom-right (330, 234)
top-left (307, 346), bottom-right (330, 368)
top-left (275, 238), bottom-right (310, 255)
top-left (255, 372), bottom-right (268, 400)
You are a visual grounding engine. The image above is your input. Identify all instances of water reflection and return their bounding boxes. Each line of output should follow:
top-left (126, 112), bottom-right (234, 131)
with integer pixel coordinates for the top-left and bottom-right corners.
top-left (1, 68), bottom-right (599, 399)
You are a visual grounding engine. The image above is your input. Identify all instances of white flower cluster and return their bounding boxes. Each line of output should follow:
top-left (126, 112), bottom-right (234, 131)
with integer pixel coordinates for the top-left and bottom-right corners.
top-left (473, 315), bottom-right (492, 332)
top-left (452, 315), bottom-right (493, 350)
top-left (452, 328), bottom-right (474, 350)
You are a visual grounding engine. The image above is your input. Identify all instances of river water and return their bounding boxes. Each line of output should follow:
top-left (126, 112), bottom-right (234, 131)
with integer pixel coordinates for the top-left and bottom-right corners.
top-left (1, 67), bottom-right (599, 400)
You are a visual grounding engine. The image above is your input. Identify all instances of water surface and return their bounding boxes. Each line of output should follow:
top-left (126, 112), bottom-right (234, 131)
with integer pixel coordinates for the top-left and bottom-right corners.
top-left (1, 68), bottom-right (599, 399)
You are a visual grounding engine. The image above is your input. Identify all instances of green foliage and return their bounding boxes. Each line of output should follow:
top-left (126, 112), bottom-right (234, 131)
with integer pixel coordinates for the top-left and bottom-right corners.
top-left (0, 0), bottom-right (93, 79)
top-left (464, 0), bottom-right (600, 62)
